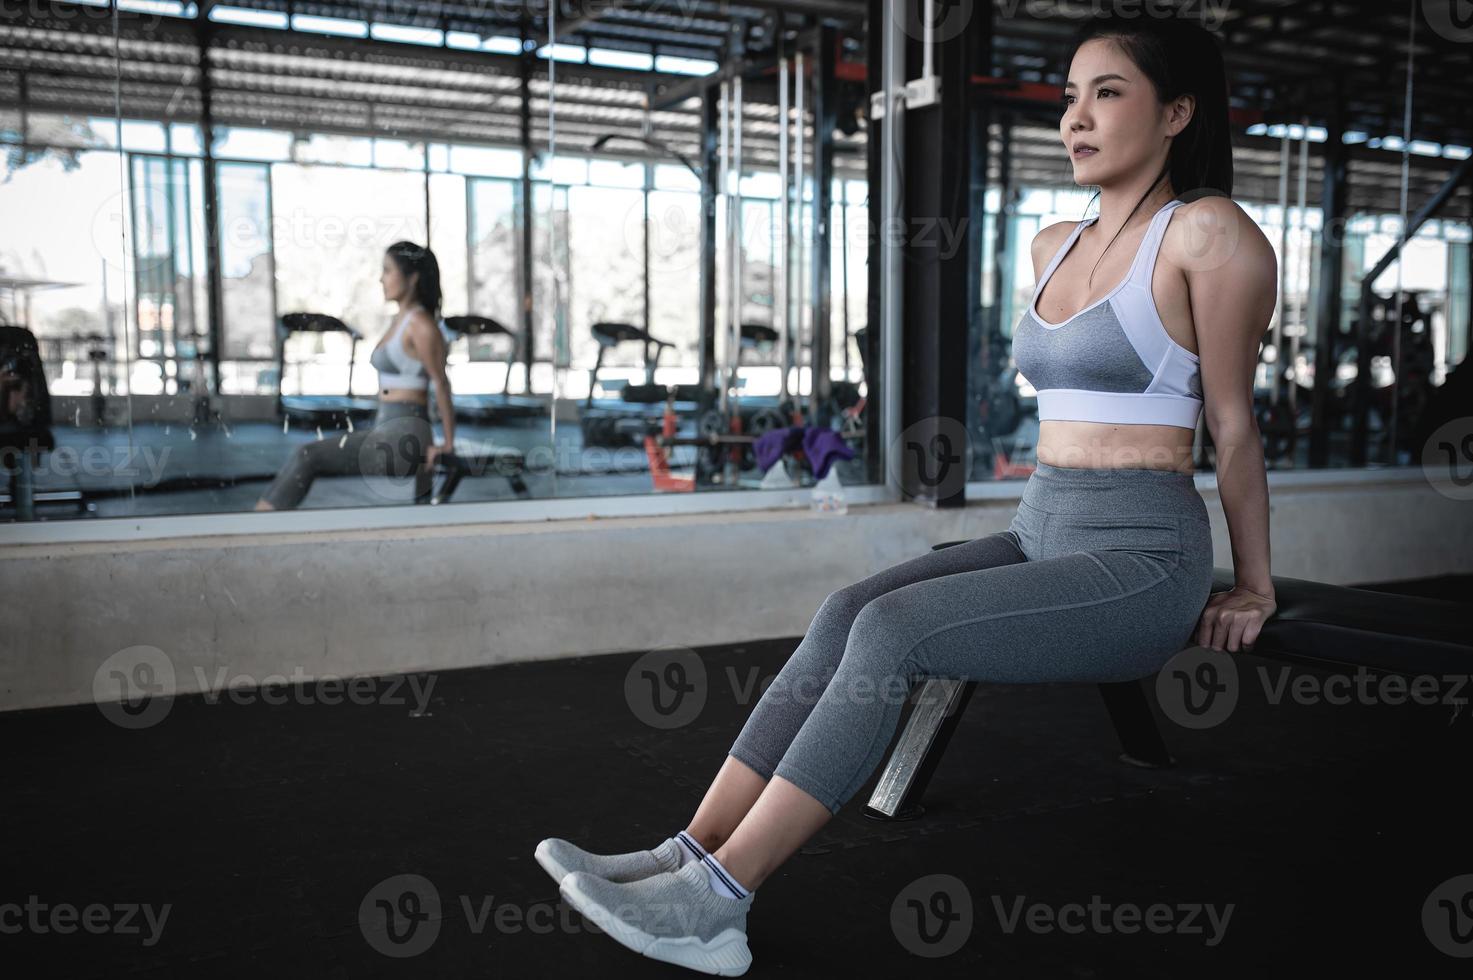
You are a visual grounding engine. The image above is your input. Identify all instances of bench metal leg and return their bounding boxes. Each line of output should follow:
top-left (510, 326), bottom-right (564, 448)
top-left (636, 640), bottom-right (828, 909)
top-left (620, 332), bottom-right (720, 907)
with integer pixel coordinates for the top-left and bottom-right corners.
top-left (431, 460), bottom-right (467, 504)
top-left (13, 452), bottom-right (35, 521)
top-left (862, 676), bottom-right (1175, 823)
top-left (1097, 679), bottom-right (1174, 768)
top-left (863, 678), bottom-right (978, 821)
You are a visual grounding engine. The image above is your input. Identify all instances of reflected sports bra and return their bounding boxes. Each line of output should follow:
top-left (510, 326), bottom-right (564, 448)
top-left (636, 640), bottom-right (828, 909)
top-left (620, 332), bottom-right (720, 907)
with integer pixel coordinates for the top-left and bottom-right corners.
top-left (369, 309), bottom-right (429, 392)
top-left (1012, 198), bottom-right (1203, 430)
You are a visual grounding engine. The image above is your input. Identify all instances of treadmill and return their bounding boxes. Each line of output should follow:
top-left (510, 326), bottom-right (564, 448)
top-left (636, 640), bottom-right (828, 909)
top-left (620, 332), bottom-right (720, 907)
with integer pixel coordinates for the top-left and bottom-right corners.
top-left (275, 313), bottom-right (379, 428)
top-left (439, 315), bottom-right (546, 421)
top-left (717, 322), bottom-right (796, 435)
top-left (580, 321), bottom-right (705, 448)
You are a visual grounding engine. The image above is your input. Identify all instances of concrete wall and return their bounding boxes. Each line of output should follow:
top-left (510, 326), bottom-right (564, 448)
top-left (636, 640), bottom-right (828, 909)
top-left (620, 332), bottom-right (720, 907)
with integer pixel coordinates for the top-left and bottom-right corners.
top-left (2, 469), bottom-right (1469, 713)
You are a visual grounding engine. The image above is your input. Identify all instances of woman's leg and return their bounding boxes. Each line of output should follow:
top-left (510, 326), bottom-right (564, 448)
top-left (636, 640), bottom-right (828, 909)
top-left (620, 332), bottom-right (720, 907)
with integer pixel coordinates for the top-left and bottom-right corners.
top-left (256, 405), bottom-right (430, 510)
top-left (711, 511), bottom-right (1213, 890)
top-left (256, 432), bottom-right (369, 510)
top-left (683, 528), bottom-right (1030, 851)
top-left (356, 406), bottom-right (432, 503)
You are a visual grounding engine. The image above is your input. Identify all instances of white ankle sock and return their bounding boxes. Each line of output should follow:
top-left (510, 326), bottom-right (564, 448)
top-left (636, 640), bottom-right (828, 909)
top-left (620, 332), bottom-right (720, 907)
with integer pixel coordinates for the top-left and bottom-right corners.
top-left (698, 852), bottom-right (751, 900)
top-left (673, 831), bottom-right (707, 867)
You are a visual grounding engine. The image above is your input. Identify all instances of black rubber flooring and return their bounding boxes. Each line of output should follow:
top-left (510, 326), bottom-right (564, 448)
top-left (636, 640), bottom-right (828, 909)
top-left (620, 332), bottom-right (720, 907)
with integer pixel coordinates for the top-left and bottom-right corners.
top-left (4, 576), bottom-right (1472, 978)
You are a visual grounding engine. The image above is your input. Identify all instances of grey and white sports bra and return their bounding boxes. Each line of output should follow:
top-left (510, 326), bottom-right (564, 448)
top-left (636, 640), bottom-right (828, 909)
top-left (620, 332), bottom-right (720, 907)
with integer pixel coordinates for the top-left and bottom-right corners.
top-left (369, 309), bottom-right (429, 392)
top-left (1012, 198), bottom-right (1203, 430)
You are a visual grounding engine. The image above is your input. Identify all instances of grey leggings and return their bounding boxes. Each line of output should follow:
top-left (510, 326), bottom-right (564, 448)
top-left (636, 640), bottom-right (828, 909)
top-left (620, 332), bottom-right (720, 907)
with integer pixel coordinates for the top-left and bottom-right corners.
top-left (260, 401), bottom-right (433, 510)
top-left (728, 460), bottom-right (1216, 815)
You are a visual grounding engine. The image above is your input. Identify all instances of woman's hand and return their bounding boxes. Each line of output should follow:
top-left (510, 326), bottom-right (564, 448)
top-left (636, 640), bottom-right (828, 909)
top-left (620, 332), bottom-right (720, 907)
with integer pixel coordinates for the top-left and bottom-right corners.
top-left (1195, 586), bottom-right (1277, 652)
top-left (425, 443), bottom-right (452, 468)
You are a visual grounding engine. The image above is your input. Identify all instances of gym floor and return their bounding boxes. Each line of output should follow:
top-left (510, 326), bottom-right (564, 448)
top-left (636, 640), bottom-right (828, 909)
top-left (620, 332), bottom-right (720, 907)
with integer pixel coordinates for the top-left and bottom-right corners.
top-left (5, 574), bottom-right (1471, 978)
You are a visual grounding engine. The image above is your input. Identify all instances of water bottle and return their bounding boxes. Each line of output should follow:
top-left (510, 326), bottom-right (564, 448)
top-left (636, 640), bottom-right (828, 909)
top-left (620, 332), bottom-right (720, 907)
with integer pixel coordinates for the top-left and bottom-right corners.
top-left (810, 469), bottom-right (847, 514)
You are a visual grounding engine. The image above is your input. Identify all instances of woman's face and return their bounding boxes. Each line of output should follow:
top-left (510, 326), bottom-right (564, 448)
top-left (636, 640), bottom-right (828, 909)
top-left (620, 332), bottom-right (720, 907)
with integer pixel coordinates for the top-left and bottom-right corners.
top-left (1061, 38), bottom-right (1182, 187)
top-left (379, 253), bottom-right (417, 304)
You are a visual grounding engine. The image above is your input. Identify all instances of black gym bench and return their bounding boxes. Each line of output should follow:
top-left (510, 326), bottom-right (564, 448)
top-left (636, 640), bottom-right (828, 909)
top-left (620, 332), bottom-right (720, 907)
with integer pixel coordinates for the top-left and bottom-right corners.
top-left (421, 439), bottom-right (530, 504)
top-left (862, 538), bottom-right (1473, 821)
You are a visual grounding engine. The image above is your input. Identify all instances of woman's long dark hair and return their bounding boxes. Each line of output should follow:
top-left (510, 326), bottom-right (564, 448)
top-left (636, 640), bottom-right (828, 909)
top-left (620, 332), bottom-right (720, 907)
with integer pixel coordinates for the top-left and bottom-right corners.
top-left (1068, 14), bottom-right (1234, 285)
top-left (386, 240), bottom-right (442, 318)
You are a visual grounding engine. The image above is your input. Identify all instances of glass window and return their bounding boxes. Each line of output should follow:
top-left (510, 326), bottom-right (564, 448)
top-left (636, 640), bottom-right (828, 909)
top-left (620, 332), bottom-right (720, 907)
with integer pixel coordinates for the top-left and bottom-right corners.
top-left (0, 148), bottom-right (128, 391)
top-left (169, 123), bottom-right (203, 156)
top-left (449, 145), bottom-right (521, 178)
top-left (566, 185), bottom-right (648, 378)
top-left (468, 178), bottom-right (520, 328)
top-left (588, 158), bottom-right (645, 189)
top-left (654, 163), bottom-right (701, 193)
top-left (216, 162), bottom-right (275, 365)
top-left (646, 190), bottom-right (702, 369)
top-left (293, 134), bottom-right (374, 168)
top-left (269, 163), bottom-right (428, 395)
top-left (22, 113), bottom-right (114, 149)
top-left (120, 120), bottom-right (166, 154)
top-left (529, 155), bottom-right (590, 185)
top-left (213, 127), bottom-right (293, 162)
top-left (374, 139), bottom-right (426, 171)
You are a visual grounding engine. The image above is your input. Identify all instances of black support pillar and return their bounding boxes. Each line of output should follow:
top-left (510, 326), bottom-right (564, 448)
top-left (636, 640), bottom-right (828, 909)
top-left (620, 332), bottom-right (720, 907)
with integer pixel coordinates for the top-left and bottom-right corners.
top-left (897, 1), bottom-right (986, 506)
top-left (698, 85), bottom-right (720, 396)
top-left (863, 0), bottom-right (884, 488)
top-left (195, 2), bottom-right (224, 414)
top-left (1310, 75), bottom-right (1348, 469)
top-left (808, 25), bottom-right (837, 427)
top-left (517, 22), bottom-right (536, 395)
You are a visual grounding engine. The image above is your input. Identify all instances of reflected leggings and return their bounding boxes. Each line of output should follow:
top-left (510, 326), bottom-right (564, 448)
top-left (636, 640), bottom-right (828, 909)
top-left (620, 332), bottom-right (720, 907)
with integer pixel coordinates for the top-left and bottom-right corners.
top-left (727, 460), bottom-right (1216, 815)
top-left (260, 401), bottom-right (433, 510)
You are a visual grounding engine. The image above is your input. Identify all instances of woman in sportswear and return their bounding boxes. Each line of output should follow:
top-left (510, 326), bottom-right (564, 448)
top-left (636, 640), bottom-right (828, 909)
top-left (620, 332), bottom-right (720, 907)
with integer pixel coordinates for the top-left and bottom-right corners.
top-left (540, 14), bottom-right (1278, 975)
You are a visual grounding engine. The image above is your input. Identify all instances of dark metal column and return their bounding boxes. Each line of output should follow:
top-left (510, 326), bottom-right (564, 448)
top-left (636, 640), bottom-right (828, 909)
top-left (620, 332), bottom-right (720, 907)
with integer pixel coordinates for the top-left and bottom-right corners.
top-left (862, 0), bottom-right (883, 488)
top-left (1467, 227), bottom-right (1473, 361)
top-left (808, 25), bottom-right (837, 427)
top-left (1310, 75), bottom-right (1348, 469)
top-left (516, 26), bottom-right (535, 395)
top-left (968, 16), bottom-right (1000, 475)
top-left (698, 84), bottom-right (720, 395)
top-left (642, 160), bottom-right (651, 347)
top-left (989, 121), bottom-right (1014, 339)
top-left (194, 2), bottom-right (224, 411)
top-left (898, 1), bottom-right (981, 507)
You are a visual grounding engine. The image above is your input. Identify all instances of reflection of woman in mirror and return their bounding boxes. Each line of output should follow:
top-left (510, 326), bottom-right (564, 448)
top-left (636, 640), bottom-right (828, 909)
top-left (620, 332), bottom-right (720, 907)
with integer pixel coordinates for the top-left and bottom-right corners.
top-left (255, 241), bottom-right (455, 510)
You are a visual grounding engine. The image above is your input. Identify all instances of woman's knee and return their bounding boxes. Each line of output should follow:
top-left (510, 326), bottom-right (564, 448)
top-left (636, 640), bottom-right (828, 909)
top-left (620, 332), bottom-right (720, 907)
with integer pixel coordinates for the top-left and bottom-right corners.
top-left (818, 584), bottom-right (872, 629)
top-left (843, 596), bottom-right (920, 674)
top-left (277, 444), bottom-right (313, 482)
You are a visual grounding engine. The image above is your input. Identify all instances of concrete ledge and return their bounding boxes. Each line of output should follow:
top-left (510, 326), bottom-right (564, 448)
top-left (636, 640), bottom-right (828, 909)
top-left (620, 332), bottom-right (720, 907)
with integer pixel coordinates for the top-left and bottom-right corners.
top-left (2, 473), bottom-right (1469, 714)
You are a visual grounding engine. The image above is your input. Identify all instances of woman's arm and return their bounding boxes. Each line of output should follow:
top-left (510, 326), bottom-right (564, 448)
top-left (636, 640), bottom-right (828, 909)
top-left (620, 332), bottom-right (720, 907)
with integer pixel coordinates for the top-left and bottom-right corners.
top-left (1182, 196), bottom-right (1280, 649)
top-left (408, 313), bottom-right (455, 453)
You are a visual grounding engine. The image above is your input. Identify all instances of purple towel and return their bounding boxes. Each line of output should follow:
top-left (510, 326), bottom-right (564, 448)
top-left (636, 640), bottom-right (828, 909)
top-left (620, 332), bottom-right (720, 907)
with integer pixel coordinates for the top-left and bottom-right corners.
top-left (802, 427), bottom-right (855, 480)
top-left (754, 424), bottom-right (856, 479)
top-left (754, 425), bottom-right (803, 473)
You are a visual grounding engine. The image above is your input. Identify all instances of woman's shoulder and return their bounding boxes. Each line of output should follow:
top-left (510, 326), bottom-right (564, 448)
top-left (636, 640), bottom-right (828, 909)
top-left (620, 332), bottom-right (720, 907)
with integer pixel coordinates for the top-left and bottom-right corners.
top-left (1166, 195), bottom-right (1275, 278)
top-left (1172, 195), bottom-right (1270, 247)
top-left (1029, 219), bottom-right (1079, 278)
top-left (403, 307), bottom-right (441, 335)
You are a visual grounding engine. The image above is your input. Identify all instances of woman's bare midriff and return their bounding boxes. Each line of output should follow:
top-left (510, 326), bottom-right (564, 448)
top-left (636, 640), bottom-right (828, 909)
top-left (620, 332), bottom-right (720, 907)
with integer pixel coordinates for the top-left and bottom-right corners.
top-left (379, 389), bottom-right (428, 404)
top-left (1037, 420), bottom-right (1196, 475)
